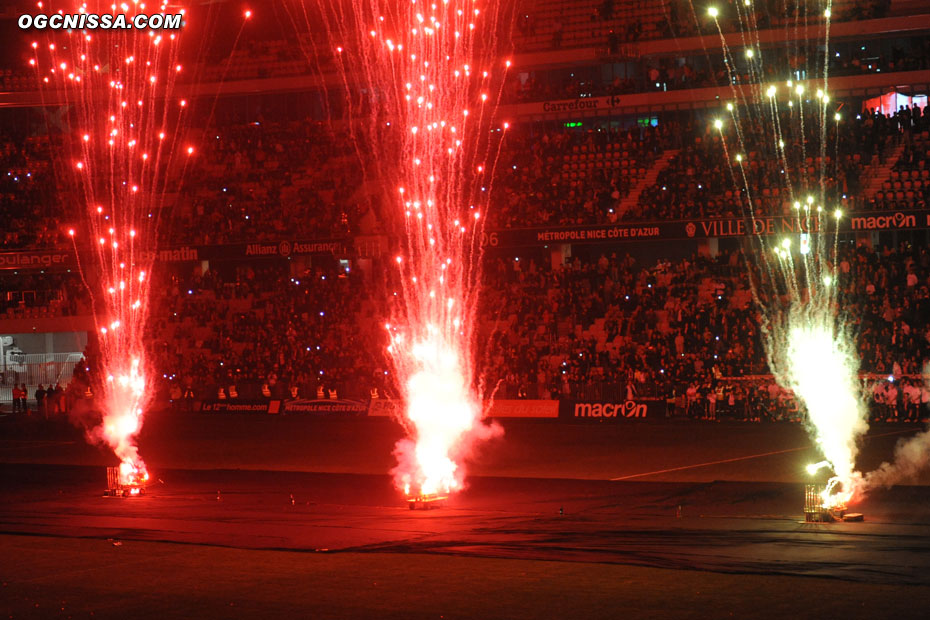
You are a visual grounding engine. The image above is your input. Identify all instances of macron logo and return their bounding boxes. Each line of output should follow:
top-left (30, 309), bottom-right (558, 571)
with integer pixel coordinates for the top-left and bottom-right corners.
top-left (19, 13), bottom-right (183, 30)
top-left (574, 402), bottom-right (647, 418)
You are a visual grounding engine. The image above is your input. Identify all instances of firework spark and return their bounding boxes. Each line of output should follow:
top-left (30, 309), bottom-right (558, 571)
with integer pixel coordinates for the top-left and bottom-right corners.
top-left (705, 4), bottom-right (870, 507)
top-left (291, 0), bottom-right (509, 497)
top-left (774, 282), bottom-right (868, 507)
top-left (34, 1), bottom-right (191, 484)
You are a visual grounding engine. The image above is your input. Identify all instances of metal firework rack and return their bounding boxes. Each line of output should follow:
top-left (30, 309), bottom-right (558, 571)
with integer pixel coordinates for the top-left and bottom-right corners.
top-left (406, 493), bottom-right (448, 510)
top-left (104, 466), bottom-right (146, 497)
top-left (803, 484), bottom-right (847, 522)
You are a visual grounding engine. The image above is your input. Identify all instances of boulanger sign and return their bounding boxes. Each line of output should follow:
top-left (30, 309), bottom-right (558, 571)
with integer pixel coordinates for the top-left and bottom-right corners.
top-left (0, 238), bottom-right (348, 270)
top-left (0, 250), bottom-right (73, 270)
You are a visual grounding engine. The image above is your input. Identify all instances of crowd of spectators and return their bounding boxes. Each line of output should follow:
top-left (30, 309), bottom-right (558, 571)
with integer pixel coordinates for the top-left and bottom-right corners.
top-left (8, 235), bottom-right (929, 423)
top-left (0, 272), bottom-right (86, 319)
top-left (199, 38), bottom-right (310, 83)
top-left (0, 114), bottom-right (366, 253)
top-left (10, 98), bottom-right (922, 252)
top-left (0, 5), bottom-right (927, 245)
top-left (143, 261), bottom-right (386, 405)
top-left (871, 109), bottom-right (930, 210)
top-left (507, 36), bottom-right (930, 104)
top-left (486, 102), bottom-right (928, 229)
top-left (0, 1), bottom-right (897, 93)
top-left (489, 120), bottom-right (682, 228)
top-left (482, 248), bottom-right (759, 403)
top-left (98, 236), bottom-right (926, 423)
top-left (0, 128), bottom-right (64, 250)
top-left (19, 234), bottom-right (917, 424)
top-left (1, 1), bottom-right (929, 423)
top-left (660, 0), bottom-right (889, 42)
top-left (515, 0), bottom-right (891, 54)
top-left (632, 105), bottom-right (921, 221)
top-left (169, 118), bottom-right (362, 245)
top-left (481, 239), bottom-right (930, 421)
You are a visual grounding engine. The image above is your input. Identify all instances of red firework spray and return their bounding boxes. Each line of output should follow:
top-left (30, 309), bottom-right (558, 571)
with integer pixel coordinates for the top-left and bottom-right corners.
top-left (33, 1), bottom-right (192, 484)
top-left (289, 0), bottom-right (511, 497)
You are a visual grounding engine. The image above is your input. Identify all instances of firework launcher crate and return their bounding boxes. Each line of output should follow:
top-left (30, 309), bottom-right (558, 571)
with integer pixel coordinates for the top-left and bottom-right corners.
top-left (804, 484), bottom-right (846, 522)
top-left (406, 493), bottom-right (448, 510)
top-left (104, 466), bottom-right (146, 497)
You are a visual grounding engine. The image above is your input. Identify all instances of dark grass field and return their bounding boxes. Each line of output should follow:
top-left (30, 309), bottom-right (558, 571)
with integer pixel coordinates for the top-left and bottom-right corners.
top-left (4, 534), bottom-right (926, 620)
top-left (2, 412), bottom-right (930, 618)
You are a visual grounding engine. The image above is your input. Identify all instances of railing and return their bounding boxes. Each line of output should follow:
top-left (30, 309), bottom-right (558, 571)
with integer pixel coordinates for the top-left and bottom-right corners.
top-left (0, 353), bottom-right (83, 403)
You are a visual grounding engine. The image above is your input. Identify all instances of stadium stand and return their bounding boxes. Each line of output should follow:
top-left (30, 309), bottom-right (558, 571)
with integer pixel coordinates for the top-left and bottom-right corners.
top-left (0, 0), bottom-right (928, 423)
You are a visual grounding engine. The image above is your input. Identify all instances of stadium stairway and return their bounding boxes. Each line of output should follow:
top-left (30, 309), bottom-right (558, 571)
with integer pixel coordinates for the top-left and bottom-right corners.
top-left (617, 148), bottom-right (679, 217)
top-left (863, 139), bottom-right (907, 201)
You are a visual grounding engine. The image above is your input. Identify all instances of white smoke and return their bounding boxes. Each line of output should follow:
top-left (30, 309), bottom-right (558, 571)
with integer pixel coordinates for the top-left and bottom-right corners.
top-left (389, 334), bottom-right (501, 496)
top-left (762, 245), bottom-right (871, 508)
top-left (778, 310), bottom-right (870, 505)
top-left (863, 363), bottom-right (930, 490)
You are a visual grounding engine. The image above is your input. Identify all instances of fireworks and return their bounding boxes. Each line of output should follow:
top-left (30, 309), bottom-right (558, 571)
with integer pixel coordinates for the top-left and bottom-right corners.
top-left (702, 4), bottom-right (871, 507)
top-left (781, 307), bottom-right (867, 507)
top-left (33, 1), bottom-right (192, 485)
top-left (290, 0), bottom-right (509, 498)
top-left (760, 200), bottom-right (868, 508)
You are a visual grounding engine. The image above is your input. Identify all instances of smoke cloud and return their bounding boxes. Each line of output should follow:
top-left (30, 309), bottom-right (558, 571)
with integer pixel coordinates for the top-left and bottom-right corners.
top-left (862, 363), bottom-right (930, 490)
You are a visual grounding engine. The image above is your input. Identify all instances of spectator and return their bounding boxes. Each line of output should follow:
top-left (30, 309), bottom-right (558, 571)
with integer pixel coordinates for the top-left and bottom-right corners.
top-left (35, 384), bottom-right (45, 418)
